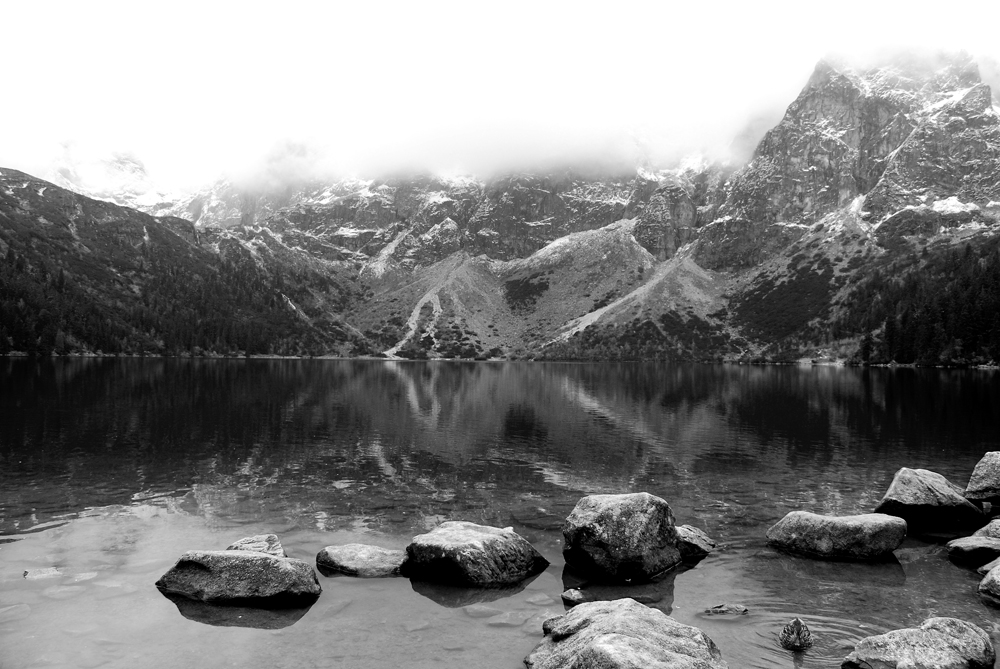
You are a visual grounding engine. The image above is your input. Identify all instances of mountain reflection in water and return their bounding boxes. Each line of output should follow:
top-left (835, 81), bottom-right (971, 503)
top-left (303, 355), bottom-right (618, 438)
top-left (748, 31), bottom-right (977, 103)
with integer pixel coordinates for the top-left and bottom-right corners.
top-left (2, 359), bottom-right (999, 669)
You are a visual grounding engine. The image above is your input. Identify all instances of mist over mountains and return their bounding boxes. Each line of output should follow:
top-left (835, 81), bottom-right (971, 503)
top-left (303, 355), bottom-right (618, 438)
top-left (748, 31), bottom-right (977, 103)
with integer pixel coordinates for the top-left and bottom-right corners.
top-left (3, 52), bottom-right (1000, 364)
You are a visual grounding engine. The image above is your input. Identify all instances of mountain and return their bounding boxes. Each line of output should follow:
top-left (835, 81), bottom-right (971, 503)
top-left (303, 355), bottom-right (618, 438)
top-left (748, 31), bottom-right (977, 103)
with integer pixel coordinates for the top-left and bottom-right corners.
top-left (4, 52), bottom-right (1000, 363)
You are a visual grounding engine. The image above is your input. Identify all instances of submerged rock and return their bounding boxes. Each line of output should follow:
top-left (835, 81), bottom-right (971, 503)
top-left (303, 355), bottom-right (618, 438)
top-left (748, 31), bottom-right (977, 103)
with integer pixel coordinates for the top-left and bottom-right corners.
top-left (226, 534), bottom-right (286, 558)
top-left (873, 468), bottom-right (984, 534)
top-left (965, 452), bottom-right (1000, 503)
top-left (947, 536), bottom-right (1000, 567)
top-left (403, 521), bottom-right (548, 587)
top-left (676, 525), bottom-right (717, 561)
top-left (842, 617), bottom-right (995, 669)
top-left (705, 603), bottom-right (749, 615)
top-left (316, 544), bottom-right (406, 578)
top-left (765, 511), bottom-right (906, 561)
top-left (779, 618), bottom-right (813, 651)
top-left (155, 550), bottom-right (321, 607)
top-left (562, 492), bottom-right (682, 583)
top-left (524, 598), bottom-right (729, 669)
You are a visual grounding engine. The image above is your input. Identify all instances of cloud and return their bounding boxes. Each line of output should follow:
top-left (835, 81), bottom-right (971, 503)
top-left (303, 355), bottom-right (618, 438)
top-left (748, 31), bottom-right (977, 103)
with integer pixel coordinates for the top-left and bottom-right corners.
top-left (2, 1), bottom-right (999, 190)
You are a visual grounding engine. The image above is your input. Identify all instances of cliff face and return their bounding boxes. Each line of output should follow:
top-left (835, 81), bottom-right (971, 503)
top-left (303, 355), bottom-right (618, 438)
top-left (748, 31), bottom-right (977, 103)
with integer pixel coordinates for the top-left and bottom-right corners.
top-left (5, 53), bottom-right (1000, 361)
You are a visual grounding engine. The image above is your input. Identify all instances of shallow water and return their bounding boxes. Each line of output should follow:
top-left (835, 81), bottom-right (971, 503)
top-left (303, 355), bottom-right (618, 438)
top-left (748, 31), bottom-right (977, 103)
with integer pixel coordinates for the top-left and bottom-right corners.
top-left (1, 359), bottom-right (999, 668)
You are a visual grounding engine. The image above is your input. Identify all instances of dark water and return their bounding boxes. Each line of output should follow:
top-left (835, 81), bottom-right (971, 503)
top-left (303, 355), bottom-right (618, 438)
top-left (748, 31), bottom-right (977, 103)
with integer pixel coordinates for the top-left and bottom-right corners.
top-left (1, 359), bottom-right (999, 668)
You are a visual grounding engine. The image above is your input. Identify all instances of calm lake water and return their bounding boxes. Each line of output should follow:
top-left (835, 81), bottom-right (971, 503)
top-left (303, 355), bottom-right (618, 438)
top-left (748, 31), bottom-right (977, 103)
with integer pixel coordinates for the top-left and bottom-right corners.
top-left (2, 359), bottom-right (999, 668)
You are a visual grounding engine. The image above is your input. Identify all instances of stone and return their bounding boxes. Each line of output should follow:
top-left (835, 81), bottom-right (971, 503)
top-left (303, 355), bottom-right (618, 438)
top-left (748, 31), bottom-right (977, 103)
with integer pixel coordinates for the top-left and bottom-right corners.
top-left (765, 511), bottom-right (906, 561)
top-left (403, 521), bottom-right (548, 587)
top-left (155, 550), bottom-right (321, 607)
top-left (973, 519), bottom-right (1000, 539)
top-left (22, 567), bottom-right (61, 580)
top-left (316, 544), bottom-right (406, 578)
top-left (705, 603), bottom-right (749, 615)
top-left (524, 598), bottom-right (729, 669)
top-left (226, 534), bottom-right (286, 558)
top-left (562, 492), bottom-right (682, 583)
top-left (561, 589), bottom-right (589, 607)
top-left (965, 452), bottom-right (1000, 503)
top-left (873, 468), bottom-right (985, 534)
top-left (676, 525), bottom-right (717, 561)
top-left (779, 618), bottom-right (813, 651)
top-left (978, 557), bottom-right (1000, 576)
top-left (979, 566), bottom-right (1000, 608)
top-left (842, 617), bottom-right (995, 669)
top-left (947, 537), bottom-right (1000, 567)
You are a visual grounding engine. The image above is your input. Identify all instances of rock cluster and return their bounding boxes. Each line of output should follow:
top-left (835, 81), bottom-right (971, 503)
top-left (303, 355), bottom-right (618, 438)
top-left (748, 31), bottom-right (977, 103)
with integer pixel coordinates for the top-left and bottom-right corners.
top-left (873, 467), bottom-right (984, 534)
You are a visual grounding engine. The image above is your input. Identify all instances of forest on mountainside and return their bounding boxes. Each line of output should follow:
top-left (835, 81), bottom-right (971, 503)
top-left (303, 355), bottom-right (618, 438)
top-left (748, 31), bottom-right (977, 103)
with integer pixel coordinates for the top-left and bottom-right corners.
top-left (834, 238), bottom-right (1000, 366)
top-left (0, 244), bottom-right (351, 357)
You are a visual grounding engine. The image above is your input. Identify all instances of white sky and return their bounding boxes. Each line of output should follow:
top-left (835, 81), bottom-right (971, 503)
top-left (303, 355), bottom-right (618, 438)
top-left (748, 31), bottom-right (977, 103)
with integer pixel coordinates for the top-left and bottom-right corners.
top-left (3, 0), bottom-right (1000, 190)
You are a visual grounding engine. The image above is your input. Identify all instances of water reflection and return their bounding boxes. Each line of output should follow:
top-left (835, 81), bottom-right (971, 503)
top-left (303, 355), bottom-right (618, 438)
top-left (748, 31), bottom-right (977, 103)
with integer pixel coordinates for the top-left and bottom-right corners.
top-left (162, 593), bottom-right (314, 629)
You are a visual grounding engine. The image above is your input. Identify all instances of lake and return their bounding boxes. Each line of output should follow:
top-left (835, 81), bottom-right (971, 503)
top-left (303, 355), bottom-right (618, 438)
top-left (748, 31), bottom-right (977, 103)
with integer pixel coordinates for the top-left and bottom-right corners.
top-left (1, 358), bottom-right (999, 668)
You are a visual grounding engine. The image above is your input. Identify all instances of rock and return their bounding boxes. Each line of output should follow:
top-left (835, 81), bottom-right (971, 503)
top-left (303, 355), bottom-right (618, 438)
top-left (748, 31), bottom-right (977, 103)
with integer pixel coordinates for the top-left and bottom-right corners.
top-left (155, 550), bottom-right (321, 607)
top-left (842, 617), bottom-right (995, 669)
top-left (226, 534), bottom-right (286, 558)
top-left (779, 618), bottom-right (813, 651)
top-left (677, 525), bottom-right (717, 561)
top-left (316, 544), bottom-right (406, 578)
top-left (979, 557), bottom-right (1000, 575)
top-left (705, 603), bottom-right (749, 615)
top-left (973, 519), bottom-right (1000, 539)
top-left (765, 511), bottom-right (906, 561)
top-left (524, 598), bottom-right (729, 669)
top-left (22, 567), bottom-right (61, 580)
top-left (873, 468), bottom-right (985, 534)
top-left (967, 453), bottom-right (1000, 503)
top-left (561, 589), bottom-right (589, 606)
top-left (403, 521), bottom-right (548, 587)
top-left (979, 566), bottom-right (1000, 608)
top-left (562, 492), bottom-right (682, 583)
top-left (947, 537), bottom-right (1000, 567)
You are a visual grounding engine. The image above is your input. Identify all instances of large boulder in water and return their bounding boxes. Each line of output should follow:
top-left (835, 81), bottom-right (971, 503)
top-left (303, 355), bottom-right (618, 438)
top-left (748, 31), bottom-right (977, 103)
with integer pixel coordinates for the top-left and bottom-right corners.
top-left (403, 521), bottom-right (548, 587)
top-left (524, 598), bottom-right (729, 669)
top-left (947, 537), bottom-right (1000, 567)
top-left (965, 452), bottom-right (1000, 503)
top-left (316, 544), bottom-right (406, 578)
top-left (974, 520), bottom-right (1000, 539)
top-left (765, 511), bottom-right (906, 561)
top-left (562, 492), bottom-right (682, 583)
top-left (155, 550), bottom-right (321, 607)
top-left (226, 534), bottom-right (286, 558)
top-left (873, 468), bottom-right (984, 534)
top-left (842, 617), bottom-right (995, 669)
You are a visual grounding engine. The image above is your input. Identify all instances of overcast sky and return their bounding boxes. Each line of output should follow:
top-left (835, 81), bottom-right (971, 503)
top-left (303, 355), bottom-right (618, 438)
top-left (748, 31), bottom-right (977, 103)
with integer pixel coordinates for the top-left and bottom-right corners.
top-left (4, 0), bottom-right (1000, 190)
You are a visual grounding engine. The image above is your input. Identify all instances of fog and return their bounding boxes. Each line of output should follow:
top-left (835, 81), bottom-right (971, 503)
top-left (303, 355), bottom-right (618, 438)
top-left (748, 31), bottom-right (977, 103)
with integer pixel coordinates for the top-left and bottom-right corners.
top-left (3, 1), bottom-right (999, 192)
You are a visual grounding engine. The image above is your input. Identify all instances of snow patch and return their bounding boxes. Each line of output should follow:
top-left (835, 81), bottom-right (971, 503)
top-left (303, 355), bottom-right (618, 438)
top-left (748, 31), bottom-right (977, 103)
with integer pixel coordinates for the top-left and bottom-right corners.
top-left (931, 196), bottom-right (979, 215)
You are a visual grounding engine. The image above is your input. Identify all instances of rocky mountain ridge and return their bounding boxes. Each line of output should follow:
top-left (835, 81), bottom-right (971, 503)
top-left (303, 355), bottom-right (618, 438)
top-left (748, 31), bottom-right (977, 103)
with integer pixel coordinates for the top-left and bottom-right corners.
top-left (4, 53), bottom-right (1000, 362)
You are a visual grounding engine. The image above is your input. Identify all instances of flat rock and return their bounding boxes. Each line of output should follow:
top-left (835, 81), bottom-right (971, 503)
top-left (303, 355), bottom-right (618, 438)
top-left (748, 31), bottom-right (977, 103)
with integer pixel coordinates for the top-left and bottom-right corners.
top-left (874, 468), bottom-right (984, 534)
top-left (842, 617), bottom-right (995, 669)
top-left (965, 452), bottom-right (1000, 502)
top-left (23, 567), bottom-right (61, 580)
top-left (947, 536), bottom-right (1000, 567)
top-left (524, 598), bottom-right (729, 669)
top-left (316, 544), bottom-right (406, 578)
top-left (973, 519), bottom-right (1000, 539)
top-left (765, 511), bottom-right (906, 561)
top-left (226, 534), bottom-right (286, 558)
top-left (561, 588), bottom-right (589, 607)
top-left (562, 492), bottom-right (682, 583)
top-left (155, 550), bottom-right (321, 607)
top-left (403, 521), bottom-right (548, 587)
top-left (979, 566), bottom-right (1000, 607)
top-left (704, 603), bottom-right (749, 615)
top-left (677, 525), bottom-right (717, 561)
